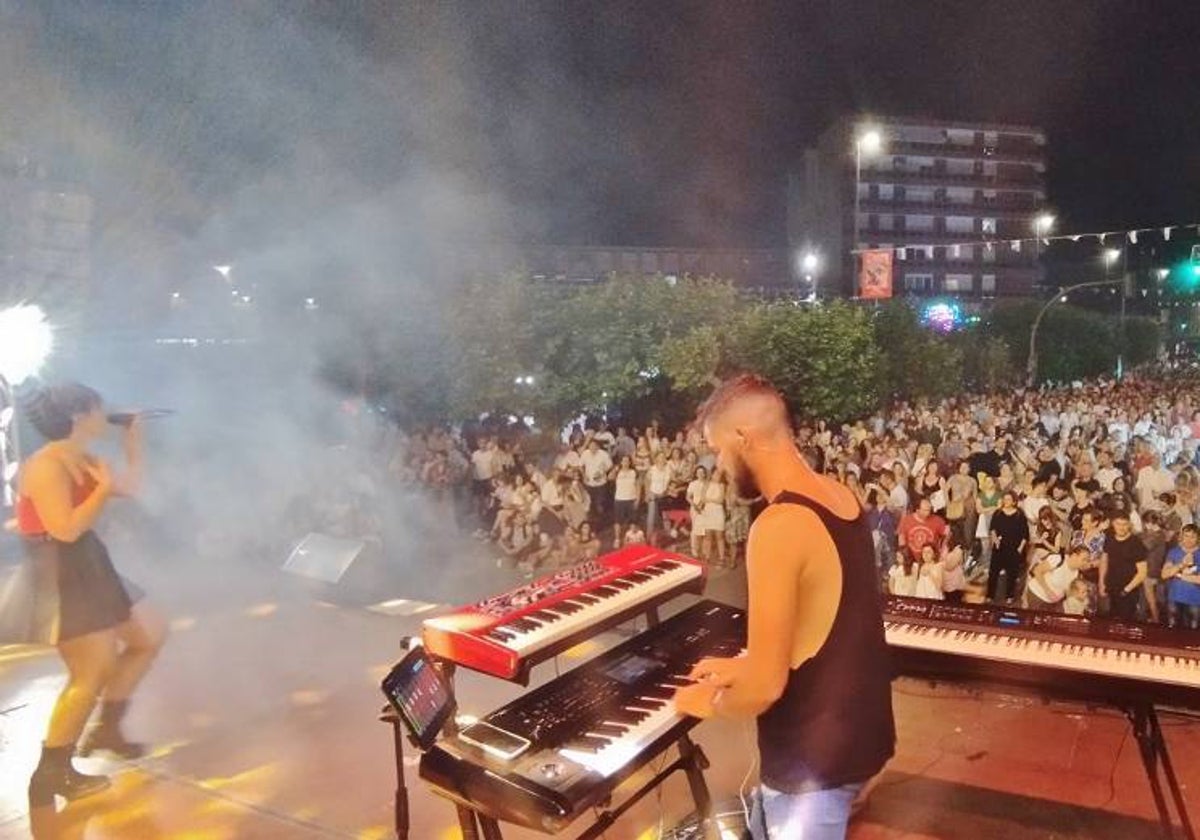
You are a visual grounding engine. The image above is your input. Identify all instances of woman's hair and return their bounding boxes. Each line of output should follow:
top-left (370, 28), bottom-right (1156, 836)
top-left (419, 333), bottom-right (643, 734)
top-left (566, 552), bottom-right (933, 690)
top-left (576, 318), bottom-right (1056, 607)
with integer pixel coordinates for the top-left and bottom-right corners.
top-left (23, 382), bottom-right (102, 441)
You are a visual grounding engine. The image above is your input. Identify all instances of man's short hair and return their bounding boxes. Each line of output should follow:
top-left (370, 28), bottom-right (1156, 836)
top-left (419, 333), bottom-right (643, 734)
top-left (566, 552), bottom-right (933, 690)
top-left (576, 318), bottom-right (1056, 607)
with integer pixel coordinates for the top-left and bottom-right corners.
top-left (694, 373), bottom-right (790, 432)
top-left (1181, 524), bottom-right (1200, 538)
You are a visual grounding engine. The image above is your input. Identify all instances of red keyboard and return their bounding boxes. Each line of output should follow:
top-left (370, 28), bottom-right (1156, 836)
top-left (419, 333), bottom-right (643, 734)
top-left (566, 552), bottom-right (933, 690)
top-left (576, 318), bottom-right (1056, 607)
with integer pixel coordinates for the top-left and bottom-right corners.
top-left (421, 545), bottom-right (706, 682)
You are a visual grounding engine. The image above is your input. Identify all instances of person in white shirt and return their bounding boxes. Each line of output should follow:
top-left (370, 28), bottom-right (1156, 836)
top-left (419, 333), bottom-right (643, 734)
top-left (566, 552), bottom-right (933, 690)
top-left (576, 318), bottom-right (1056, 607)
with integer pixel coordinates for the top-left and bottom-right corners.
top-left (686, 466), bottom-right (711, 561)
top-left (611, 455), bottom-right (639, 545)
top-left (580, 440), bottom-right (613, 525)
top-left (1020, 478), bottom-right (1050, 525)
top-left (1135, 452), bottom-right (1175, 512)
top-left (914, 544), bottom-right (945, 600)
top-left (470, 438), bottom-right (497, 527)
top-left (645, 452), bottom-right (672, 543)
top-left (540, 469), bottom-right (564, 509)
top-left (887, 552), bottom-right (917, 597)
top-left (1025, 546), bottom-right (1090, 611)
top-left (553, 443), bottom-right (582, 475)
top-left (623, 523), bottom-right (646, 546)
top-left (1095, 450), bottom-right (1122, 494)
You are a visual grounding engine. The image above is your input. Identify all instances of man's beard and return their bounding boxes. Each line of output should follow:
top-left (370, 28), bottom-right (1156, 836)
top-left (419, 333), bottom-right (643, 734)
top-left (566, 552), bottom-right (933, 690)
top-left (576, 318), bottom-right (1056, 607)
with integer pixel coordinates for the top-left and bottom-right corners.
top-left (728, 454), bottom-right (760, 498)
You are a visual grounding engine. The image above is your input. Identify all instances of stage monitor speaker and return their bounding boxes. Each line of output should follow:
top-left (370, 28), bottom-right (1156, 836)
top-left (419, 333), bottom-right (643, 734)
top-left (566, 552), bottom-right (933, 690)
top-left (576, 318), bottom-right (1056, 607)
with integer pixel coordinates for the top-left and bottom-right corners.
top-left (283, 532), bottom-right (391, 604)
top-left (284, 532), bottom-right (365, 583)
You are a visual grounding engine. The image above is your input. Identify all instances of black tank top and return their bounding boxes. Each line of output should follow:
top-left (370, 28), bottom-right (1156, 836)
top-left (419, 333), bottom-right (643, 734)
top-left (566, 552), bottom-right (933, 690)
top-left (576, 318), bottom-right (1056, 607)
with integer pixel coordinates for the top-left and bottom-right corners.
top-left (756, 490), bottom-right (896, 792)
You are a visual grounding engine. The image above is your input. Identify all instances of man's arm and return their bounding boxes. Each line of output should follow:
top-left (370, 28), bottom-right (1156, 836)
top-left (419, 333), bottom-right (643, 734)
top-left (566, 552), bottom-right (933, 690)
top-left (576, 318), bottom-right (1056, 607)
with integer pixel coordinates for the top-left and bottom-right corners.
top-left (677, 505), bottom-right (839, 720)
top-left (1124, 560), bottom-right (1149, 594)
top-left (1099, 552), bottom-right (1109, 597)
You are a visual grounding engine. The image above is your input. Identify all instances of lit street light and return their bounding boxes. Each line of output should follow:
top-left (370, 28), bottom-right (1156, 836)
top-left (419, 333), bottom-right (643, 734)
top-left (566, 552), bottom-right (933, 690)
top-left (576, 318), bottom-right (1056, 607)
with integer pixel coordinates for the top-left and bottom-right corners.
top-left (853, 128), bottom-right (883, 296)
top-left (799, 251), bottom-right (820, 299)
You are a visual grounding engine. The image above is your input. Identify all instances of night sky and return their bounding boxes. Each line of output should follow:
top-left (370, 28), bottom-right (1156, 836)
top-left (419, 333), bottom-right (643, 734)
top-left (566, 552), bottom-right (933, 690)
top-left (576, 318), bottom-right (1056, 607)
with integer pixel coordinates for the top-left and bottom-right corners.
top-left (4, 1), bottom-right (1200, 256)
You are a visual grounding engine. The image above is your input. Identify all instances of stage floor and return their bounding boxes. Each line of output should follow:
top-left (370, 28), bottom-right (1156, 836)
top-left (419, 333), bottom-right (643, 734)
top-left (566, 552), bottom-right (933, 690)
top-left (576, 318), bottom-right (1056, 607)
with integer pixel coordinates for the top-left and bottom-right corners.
top-left (1, 540), bottom-right (1197, 840)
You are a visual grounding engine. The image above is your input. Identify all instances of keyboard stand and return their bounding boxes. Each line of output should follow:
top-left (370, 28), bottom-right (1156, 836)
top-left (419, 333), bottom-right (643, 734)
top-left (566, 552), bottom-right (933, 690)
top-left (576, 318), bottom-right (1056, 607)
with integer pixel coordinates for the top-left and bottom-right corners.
top-left (447, 732), bottom-right (719, 840)
top-left (1125, 703), bottom-right (1195, 840)
top-left (392, 600), bottom-right (723, 839)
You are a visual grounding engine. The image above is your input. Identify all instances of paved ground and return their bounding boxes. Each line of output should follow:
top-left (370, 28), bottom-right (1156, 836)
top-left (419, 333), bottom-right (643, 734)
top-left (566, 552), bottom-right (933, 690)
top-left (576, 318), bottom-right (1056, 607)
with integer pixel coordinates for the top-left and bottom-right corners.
top-left (0, 532), bottom-right (1197, 839)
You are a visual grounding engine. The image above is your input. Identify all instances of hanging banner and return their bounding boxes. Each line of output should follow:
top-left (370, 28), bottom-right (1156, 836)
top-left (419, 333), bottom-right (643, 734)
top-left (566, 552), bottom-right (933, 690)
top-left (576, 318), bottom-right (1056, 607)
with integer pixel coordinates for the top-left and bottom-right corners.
top-left (859, 249), bottom-right (893, 300)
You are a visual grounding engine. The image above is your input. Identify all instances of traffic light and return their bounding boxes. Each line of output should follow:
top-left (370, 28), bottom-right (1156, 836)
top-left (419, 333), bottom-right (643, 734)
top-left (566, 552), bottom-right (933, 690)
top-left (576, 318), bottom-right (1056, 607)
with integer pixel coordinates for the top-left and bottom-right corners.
top-left (1168, 258), bottom-right (1200, 293)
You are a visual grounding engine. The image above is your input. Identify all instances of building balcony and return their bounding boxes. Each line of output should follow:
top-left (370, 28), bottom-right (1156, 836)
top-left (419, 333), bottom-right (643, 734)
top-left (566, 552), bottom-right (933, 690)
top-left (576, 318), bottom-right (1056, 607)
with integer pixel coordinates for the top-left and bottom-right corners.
top-left (858, 227), bottom-right (1044, 247)
top-left (857, 196), bottom-right (1042, 218)
top-left (883, 138), bottom-right (1046, 166)
top-left (859, 167), bottom-right (1044, 190)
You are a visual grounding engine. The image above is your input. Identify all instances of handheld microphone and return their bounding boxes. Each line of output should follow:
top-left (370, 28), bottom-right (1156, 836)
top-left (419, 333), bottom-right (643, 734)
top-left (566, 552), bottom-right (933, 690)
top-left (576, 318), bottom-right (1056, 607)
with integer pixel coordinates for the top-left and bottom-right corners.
top-left (106, 409), bottom-right (176, 427)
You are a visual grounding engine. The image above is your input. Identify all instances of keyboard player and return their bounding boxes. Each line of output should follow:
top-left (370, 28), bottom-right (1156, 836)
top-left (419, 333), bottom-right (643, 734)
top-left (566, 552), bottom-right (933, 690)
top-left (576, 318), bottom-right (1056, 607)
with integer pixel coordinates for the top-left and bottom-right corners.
top-left (673, 374), bottom-right (895, 840)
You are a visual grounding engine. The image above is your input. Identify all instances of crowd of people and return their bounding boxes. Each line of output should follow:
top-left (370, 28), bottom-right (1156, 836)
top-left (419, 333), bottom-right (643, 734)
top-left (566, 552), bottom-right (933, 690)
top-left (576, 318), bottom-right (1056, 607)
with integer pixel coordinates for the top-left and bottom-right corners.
top-left (382, 372), bottom-right (1200, 627)
top-left (384, 423), bottom-right (756, 577)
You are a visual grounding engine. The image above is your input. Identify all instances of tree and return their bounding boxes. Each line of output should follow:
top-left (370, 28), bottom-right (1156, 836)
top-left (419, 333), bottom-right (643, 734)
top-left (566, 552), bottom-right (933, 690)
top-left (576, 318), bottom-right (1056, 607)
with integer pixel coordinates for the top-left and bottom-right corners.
top-left (955, 333), bottom-right (1016, 392)
top-left (443, 273), bottom-right (743, 429)
top-left (659, 301), bottom-right (882, 424)
top-left (871, 301), bottom-right (963, 401)
top-left (987, 300), bottom-right (1120, 384)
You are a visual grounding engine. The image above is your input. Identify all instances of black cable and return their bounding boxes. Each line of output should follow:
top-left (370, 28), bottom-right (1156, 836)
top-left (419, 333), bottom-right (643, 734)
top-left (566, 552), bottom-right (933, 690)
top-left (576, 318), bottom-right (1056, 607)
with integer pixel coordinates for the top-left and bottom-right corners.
top-left (1095, 725), bottom-right (1132, 811)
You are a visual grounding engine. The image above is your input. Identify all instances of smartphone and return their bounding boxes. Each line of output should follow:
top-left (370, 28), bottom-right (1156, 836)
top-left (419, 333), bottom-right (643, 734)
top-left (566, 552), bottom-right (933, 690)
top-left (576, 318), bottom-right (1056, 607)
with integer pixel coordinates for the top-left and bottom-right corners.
top-left (458, 721), bottom-right (532, 761)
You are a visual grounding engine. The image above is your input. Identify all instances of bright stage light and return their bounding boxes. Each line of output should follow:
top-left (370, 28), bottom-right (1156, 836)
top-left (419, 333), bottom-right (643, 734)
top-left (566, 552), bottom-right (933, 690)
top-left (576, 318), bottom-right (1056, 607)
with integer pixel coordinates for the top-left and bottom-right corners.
top-left (0, 305), bottom-right (53, 385)
top-left (920, 301), bottom-right (962, 333)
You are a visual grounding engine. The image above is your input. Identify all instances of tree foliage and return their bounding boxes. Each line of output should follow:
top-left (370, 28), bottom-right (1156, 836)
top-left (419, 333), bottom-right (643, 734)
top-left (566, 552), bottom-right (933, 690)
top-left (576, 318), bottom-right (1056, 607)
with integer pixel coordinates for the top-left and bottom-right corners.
top-left (443, 273), bottom-right (740, 427)
top-left (871, 301), bottom-right (963, 401)
top-left (348, 270), bottom-right (1166, 427)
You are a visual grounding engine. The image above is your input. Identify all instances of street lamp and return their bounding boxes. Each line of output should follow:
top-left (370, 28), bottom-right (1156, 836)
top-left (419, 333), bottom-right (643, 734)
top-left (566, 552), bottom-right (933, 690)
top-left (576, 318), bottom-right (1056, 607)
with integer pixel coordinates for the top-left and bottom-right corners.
top-left (853, 128), bottom-right (883, 295)
top-left (1033, 213), bottom-right (1055, 287)
top-left (1104, 248), bottom-right (1126, 379)
top-left (800, 251), bottom-right (820, 299)
top-left (1026, 277), bottom-right (1126, 387)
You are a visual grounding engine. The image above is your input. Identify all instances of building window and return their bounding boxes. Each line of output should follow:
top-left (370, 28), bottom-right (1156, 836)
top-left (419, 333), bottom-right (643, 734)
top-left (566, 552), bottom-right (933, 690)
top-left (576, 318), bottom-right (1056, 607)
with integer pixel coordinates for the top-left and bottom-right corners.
top-left (983, 246), bottom-right (997, 264)
top-left (981, 218), bottom-right (997, 234)
top-left (981, 274), bottom-right (996, 294)
top-left (904, 273), bottom-right (934, 292)
top-left (945, 274), bottom-right (973, 293)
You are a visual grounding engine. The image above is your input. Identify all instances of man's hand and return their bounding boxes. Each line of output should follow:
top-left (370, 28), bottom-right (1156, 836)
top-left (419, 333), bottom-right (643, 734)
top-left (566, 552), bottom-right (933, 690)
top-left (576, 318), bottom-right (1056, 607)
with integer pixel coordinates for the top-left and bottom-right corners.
top-left (673, 682), bottom-right (719, 719)
top-left (687, 656), bottom-right (746, 689)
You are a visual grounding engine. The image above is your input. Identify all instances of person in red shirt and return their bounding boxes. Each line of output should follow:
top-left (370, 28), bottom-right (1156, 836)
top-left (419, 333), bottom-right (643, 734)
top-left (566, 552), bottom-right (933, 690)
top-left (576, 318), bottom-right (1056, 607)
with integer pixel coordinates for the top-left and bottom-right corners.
top-left (897, 497), bottom-right (948, 570)
top-left (15, 384), bottom-right (167, 808)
